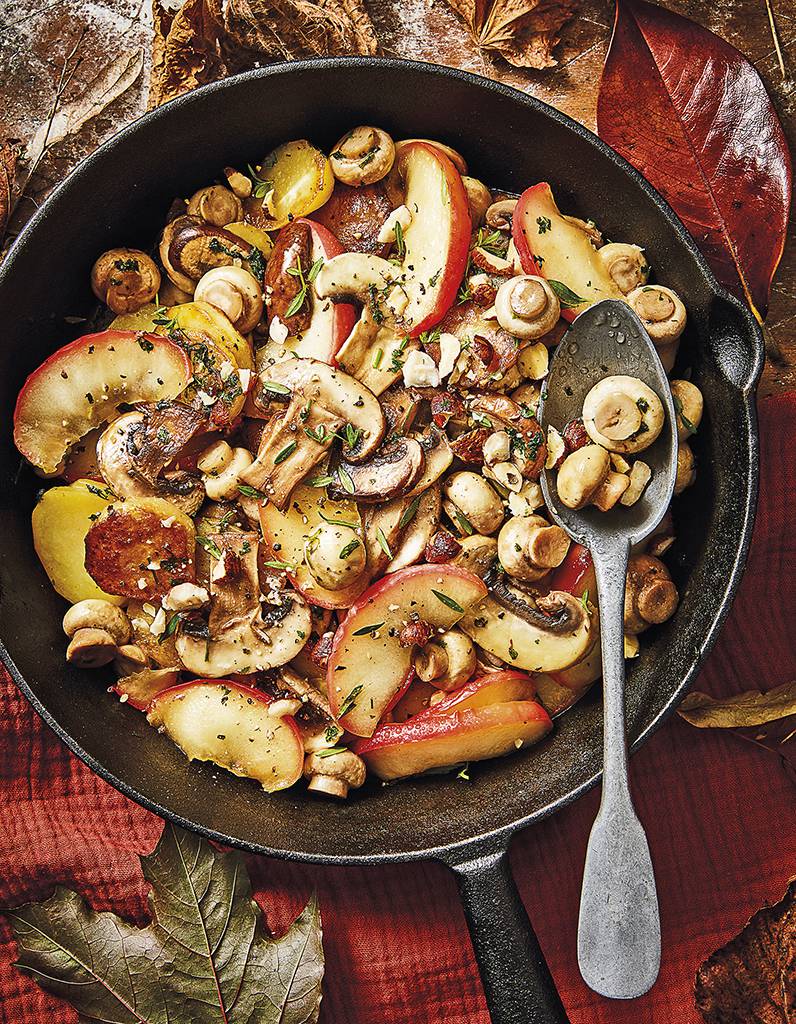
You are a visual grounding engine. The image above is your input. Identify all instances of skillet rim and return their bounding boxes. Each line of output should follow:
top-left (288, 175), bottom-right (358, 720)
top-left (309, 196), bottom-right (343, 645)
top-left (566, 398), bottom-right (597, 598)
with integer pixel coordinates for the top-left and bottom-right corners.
top-left (0, 57), bottom-right (763, 865)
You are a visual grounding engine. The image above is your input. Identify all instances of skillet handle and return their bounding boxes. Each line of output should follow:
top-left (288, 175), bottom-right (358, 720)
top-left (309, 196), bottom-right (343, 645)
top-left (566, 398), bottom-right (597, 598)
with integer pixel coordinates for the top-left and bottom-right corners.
top-left (707, 292), bottom-right (764, 394)
top-left (446, 846), bottom-right (570, 1024)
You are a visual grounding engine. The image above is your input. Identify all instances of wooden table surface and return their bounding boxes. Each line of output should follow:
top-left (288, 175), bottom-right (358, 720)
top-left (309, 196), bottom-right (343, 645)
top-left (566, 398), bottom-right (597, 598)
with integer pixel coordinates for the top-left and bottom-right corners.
top-left (1, 0), bottom-right (793, 394)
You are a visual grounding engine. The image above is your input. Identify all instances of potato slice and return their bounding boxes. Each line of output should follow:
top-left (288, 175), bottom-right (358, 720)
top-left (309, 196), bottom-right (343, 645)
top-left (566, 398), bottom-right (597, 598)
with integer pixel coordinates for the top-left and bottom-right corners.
top-left (85, 497), bottom-right (195, 600)
top-left (252, 140), bottom-right (334, 229)
top-left (147, 680), bottom-right (305, 792)
top-left (32, 479), bottom-right (124, 605)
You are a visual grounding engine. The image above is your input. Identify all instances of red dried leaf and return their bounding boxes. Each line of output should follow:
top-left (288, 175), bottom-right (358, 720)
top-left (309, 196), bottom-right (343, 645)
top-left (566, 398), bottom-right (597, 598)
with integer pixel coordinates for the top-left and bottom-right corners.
top-left (695, 877), bottom-right (796, 1023)
top-left (597, 0), bottom-right (792, 320)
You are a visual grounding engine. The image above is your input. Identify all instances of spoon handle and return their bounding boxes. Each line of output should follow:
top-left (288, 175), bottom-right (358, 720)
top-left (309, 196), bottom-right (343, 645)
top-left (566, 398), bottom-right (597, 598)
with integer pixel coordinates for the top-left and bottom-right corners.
top-left (577, 537), bottom-right (661, 999)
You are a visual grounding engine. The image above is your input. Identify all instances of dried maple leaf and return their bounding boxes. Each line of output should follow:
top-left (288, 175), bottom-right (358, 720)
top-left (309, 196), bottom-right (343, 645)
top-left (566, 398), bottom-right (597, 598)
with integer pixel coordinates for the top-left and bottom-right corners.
top-left (6, 821), bottom-right (324, 1023)
top-left (678, 681), bottom-right (796, 730)
top-left (149, 0), bottom-right (224, 109)
top-left (444, 0), bottom-right (578, 69)
top-left (695, 877), bottom-right (796, 1024)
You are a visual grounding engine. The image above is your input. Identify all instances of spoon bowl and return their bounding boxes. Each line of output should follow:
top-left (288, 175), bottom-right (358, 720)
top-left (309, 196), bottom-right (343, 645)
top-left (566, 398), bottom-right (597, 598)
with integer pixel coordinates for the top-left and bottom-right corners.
top-left (538, 298), bottom-right (679, 999)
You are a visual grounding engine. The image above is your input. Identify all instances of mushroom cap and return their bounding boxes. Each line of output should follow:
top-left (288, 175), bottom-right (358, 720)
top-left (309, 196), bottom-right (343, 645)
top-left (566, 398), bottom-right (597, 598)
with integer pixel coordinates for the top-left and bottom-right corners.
top-left (674, 442), bottom-right (697, 495)
top-left (66, 627), bottom-right (118, 668)
top-left (194, 265), bottom-right (264, 333)
top-left (495, 275), bottom-right (560, 340)
top-left (186, 185), bottom-right (243, 227)
top-left (461, 176), bottom-right (492, 226)
top-left (422, 629), bottom-right (477, 691)
top-left (624, 553), bottom-right (679, 633)
top-left (627, 285), bottom-right (687, 343)
top-left (305, 523), bottom-right (367, 591)
top-left (582, 375), bottom-right (665, 454)
top-left (63, 599), bottom-right (131, 645)
top-left (597, 243), bottom-right (648, 294)
top-left (330, 127), bottom-right (396, 187)
top-left (670, 379), bottom-right (703, 441)
top-left (90, 249), bottom-right (160, 315)
top-left (443, 471), bottom-right (505, 535)
top-left (556, 445), bottom-right (610, 509)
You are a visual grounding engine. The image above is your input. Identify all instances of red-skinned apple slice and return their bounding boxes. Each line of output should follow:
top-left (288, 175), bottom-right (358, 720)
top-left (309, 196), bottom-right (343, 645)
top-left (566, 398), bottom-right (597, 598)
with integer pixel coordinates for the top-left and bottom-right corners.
top-left (354, 700), bottom-right (552, 780)
top-left (147, 679), bottom-right (304, 792)
top-left (327, 564), bottom-right (487, 737)
top-left (259, 482), bottom-right (370, 609)
top-left (14, 330), bottom-right (192, 475)
top-left (392, 141), bottom-right (471, 335)
top-left (263, 218), bottom-right (356, 365)
top-left (421, 670), bottom-right (537, 717)
top-left (512, 183), bottom-right (623, 321)
top-left (549, 542), bottom-right (595, 599)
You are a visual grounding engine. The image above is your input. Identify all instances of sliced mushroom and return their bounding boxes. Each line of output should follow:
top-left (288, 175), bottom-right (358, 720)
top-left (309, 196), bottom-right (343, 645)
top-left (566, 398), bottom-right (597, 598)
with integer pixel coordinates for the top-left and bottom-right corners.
top-left (627, 285), bottom-right (687, 343)
top-left (495, 275), bottom-right (560, 339)
top-left (197, 440), bottom-right (254, 500)
top-left (314, 250), bottom-right (401, 304)
top-left (176, 531), bottom-right (311, 675)
top-left (327, 436), bottom-right (425, 504)
top-left (186, 185), bottom-right (243, 227)
top-left (91, 249), bottom-right (161, 315)
top-left (159, 216), bottom-right (260, 293)
top-left (485, 199), bottom-right (517, 231)
top-left (624, 553), bottom-right (679, 634)
top-left (460, 577), bottom-right (594, 673)
top-left (467, 392), bottom-right (546, 480)
top-left (592, 470), bottom-right (631, 511)
top-left (582, 375), bottom-right (665, 454)
top-left (361, 494), bottom-right (415, 577)
top-left (97, 408), bottom-right (206, 515)
top-left (405, 430), bottom-right (453, 496)
top-left (386, 483), bottom-right (441, 573)
top-left (194, 266), bottom-right (263, 333)
top-left (330, 126), bottom-right (396, 187)
top-left (597, 243), bottom-right (649, 294)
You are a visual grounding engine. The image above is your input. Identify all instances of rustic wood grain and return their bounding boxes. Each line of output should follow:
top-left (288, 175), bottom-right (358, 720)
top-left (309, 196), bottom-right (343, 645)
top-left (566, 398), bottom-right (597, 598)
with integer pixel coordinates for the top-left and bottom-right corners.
top-left (0, 0), bottom-right (793, 394)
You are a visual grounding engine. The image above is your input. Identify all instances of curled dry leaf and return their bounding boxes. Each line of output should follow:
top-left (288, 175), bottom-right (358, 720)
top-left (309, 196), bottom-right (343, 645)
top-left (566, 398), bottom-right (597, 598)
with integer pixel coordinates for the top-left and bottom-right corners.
top-left (678, 681), bottom-right (796, 730)
top-left (6, 821), bottom-right (325, 1024)
top-left (695, 876), bottom-right (796, 1024)
top-left (149, 0), bottom-right (377, 108)
top-left (597, 0), bottom-right (792, 321)
top-left (0, 141), bottom-right (21, 244)
top-left (443, 0), bottom-right (577, 69)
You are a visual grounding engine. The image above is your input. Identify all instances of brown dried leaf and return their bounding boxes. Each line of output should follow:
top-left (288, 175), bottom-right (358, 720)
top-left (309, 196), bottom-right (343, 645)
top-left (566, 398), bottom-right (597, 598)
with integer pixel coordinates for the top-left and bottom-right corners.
top-left (0, 140), bottom-right (21, 244)
top-left (444, 0), bottom-right (577, 69)
top-left (148, 0), bottom-right (223, 109)
top-left (678, 681), bottom-right (796, 729)
top-left (695, 876), bottom-right (796, 1024)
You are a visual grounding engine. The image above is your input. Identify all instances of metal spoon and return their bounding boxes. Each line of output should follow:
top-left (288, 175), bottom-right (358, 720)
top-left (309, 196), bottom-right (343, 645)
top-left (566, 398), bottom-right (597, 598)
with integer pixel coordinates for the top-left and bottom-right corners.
top-left (537, 299), bottom-right (678, 999)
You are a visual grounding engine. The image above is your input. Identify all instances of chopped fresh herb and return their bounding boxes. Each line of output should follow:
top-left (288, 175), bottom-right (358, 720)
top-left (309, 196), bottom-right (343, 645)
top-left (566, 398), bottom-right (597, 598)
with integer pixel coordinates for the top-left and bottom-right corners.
top-left (372, 347), bottom-right (384, 369)
top-left (274, 441), bottom-right (297, 464)
top-left (536, 216), bottom-right (552, 234)
top-left (367, 283), bottom-right (385, 325)
top-left (197, 535), bottom-right (222, 559)
top-left (636, 397), bottom-right (650, 413)
top-left (428, 268), bottom-right (441, 288)
top-left (338, 684), bottom-right (364, 717)
top-left (299, 400), bottom-right (312, 422)
top-left (247, 163), bottom-right (273, 199)
top-left (376, 527), bottom-right (392, 559)
top-left (547, 280), bottom-right (586, 309)
top-left (457, 764), bottom-right (471, 781)
top-left (399, 495), bottom-right (421, 529)
top-left (352, 622), bottom-right (384, 636)
top-left (316, 746), bottom-right (347, 758)
top-left (337, 466), bottom-right (355, 494)
top-left (471, 410), bottom-right (493, 428)
top-left (262, 558), bottom-right (295, 571)
top-left (508, 640), bottom-right (518, 661)
top-left (581, 590), bottom-right (590, 611)
top-left (138, 337), bottom-right (154, 352)
top-left (393, 219), bottom-right (405, 260)
top-left (86, 483), bottom-right (114, 500)
top-left (309, 474), bottom-right (334, 488)
top-left (284, 254), bottom-right (323, 318)
top-left (672, 395), bottom-right (696, 435)
top-left (454, 509), bottom-right (475, 536)
top-left (474, 228), bottom-right (505, 257)
top-left (114, 257), bottom-right (140, 272)
top-left (319, 511), bottom-right (359, 528)
top-left (260, 380), bottom-right (292, 396)
top-left (159, 612), bottom-right (182, 643)
top-left (238, 483), bottom-right (268, 499)
top-left (342, 423), bottom-right (361, 450)
top-left (305, 424), bottom-right (329, 444)
top-left (431, 590), bottom-right (464, 614)
top-left (324, 724), bottom-right (341, 743)
top-left (339, 539), bottom-right (361, 560)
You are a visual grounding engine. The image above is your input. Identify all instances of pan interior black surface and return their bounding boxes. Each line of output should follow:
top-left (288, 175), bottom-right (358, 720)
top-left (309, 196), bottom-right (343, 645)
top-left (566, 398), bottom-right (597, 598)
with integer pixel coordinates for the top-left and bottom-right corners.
top-left (0, 59), bottom-right (761, 864)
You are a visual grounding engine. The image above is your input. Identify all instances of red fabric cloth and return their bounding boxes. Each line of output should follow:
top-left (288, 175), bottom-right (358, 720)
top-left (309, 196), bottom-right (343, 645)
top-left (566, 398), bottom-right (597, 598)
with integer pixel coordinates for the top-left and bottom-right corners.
top-left (1, 395), bottom-right (795, 1024)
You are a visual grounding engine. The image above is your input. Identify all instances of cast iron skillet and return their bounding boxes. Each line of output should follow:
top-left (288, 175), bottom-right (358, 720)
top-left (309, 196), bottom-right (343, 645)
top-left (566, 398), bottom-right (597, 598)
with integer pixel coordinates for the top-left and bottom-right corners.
top-left (0, 59), bottom-right (763, 1023)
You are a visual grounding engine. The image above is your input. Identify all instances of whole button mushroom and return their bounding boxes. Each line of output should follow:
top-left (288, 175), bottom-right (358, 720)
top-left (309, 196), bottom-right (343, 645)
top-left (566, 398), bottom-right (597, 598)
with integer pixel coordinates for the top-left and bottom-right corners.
top-left (557, 445), bottom-right (611, 510)
top-left (597, 243), bottom-right (649, 294)
top-left (674, 442), bottom-right (697, 495)
top-left (330, 126), bottom-right (396, 187)
top-left (627, 284), bottom-right (687, 343)
top-left (495, 275), bottom-right (561, 340)
top-left (186, 185), bottom-right (243, 227)
top-left (303, 749), bottom-right (366, 799)
top-left (414, 629), bottom-right (477, 691)
top-left (582, 375), bottom-right (665, 454)
top-left (443, 471), bottom-right (505, 535)
top-left (63, 600), bottom-right (132, 669)
top-left (461, 176), bottom-right (492, 226)
top-left (624, 554), bottom-right (679, 634)
top-left (194, 265), bottom-right (264, 333)
top-left (91, 248), bottom-right (161, 315)
top-left (498, 514), bottom-right (571, 583)
top-left (304, 523), bottom-right (367, 592)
